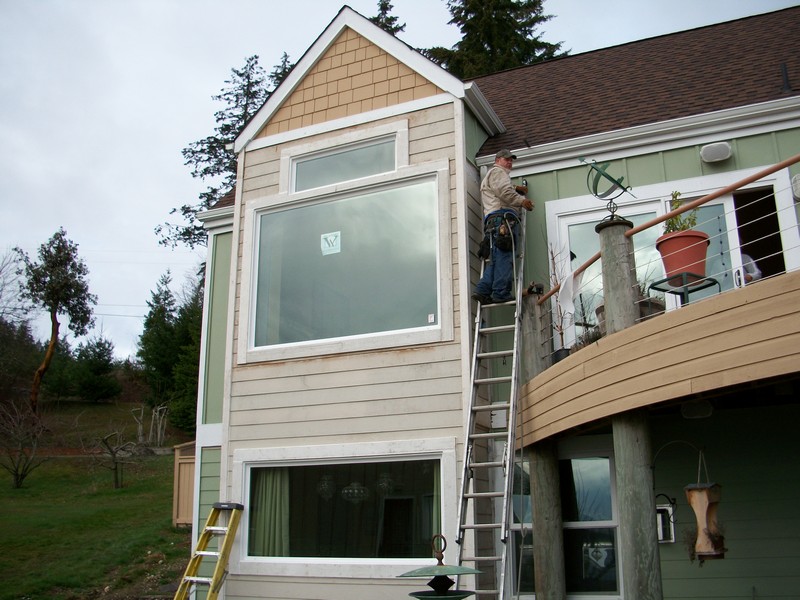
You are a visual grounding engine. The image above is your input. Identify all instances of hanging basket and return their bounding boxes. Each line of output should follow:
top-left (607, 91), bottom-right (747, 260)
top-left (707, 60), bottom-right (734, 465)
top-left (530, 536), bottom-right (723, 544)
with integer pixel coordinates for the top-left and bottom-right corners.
top-left (656, 230), bottom-right (710, 287)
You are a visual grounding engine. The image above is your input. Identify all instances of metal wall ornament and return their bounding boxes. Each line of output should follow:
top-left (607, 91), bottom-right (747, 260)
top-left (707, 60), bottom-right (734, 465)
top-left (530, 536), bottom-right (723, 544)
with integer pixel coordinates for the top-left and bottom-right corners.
top-left (340, 481), bottom-right (371, 504)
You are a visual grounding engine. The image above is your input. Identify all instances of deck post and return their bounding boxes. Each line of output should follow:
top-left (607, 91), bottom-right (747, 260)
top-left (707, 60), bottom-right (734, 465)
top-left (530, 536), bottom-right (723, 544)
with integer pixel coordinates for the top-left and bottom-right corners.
top-left (597, 216), bottom-right (664, 599)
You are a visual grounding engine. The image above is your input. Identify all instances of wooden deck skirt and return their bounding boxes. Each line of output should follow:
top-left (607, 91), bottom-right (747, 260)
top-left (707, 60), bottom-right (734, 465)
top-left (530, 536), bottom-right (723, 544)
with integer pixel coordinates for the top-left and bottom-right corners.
top-left (518, 270), bottom-right (800, 446)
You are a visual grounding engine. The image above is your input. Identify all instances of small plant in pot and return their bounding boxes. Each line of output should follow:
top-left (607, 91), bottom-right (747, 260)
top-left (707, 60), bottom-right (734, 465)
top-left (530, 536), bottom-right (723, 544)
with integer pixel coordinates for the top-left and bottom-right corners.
top-left (656, 191), bottom-right (710, 287)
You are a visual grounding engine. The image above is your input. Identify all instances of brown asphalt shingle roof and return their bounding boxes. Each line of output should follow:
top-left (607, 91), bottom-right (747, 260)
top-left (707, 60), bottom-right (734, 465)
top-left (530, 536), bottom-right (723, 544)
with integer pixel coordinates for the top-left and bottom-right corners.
top-left (472, 7), bottom-right (800, 157)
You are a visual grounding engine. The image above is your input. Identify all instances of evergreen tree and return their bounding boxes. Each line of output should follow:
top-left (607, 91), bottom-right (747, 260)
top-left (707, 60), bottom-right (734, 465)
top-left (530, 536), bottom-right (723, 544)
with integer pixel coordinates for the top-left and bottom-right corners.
top-left (137, 272), bottom-right (178, 405)
top-left (169, 281), bottom-right (204, 433)
top-left (158, 54), bottom-right (295, 249)
top-left (74, 334), bottom-right (122, 403)
top-left (369, 0), bottom-right (406, 35)
top-left (0, 319), bottom-right (41, 402)
top-left (424, 0), bottom-right (565, 79)
top-left (14, 228), bottom-right (97, 414)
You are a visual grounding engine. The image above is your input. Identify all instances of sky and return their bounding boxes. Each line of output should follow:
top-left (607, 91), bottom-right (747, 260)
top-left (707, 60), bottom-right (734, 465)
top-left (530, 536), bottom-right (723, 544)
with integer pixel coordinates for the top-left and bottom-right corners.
top-left (1, 0), bottom-right (796, 360)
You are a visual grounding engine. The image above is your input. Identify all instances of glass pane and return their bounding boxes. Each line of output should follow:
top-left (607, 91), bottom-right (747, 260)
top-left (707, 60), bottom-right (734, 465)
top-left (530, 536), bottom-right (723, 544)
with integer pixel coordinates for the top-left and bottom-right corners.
top-left (690, 204), bottom-right (733, 300)
top-left (568, 211), bottom-right (662, 338)
top-left (563, 528), bottom-right (618, 593)
top-left (254, 180), bottom-right (438, 347)
top-left (512, 461), bottom-right (531, 524)
top-left (248, 459), bottom-right (440, 558)
top-left (512, 530), bottom-right (535, 594)
top-left (295, 139), bottom-right (395, 191)
top-left (559, 457), bottom-right (612, 522)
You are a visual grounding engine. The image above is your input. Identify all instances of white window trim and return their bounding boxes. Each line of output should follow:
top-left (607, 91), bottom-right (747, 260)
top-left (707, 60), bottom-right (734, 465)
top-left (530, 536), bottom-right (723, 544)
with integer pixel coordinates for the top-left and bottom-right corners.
top-left (238, 158), bottom-right (453, 364)
top-left (558, 435), bottom-right (622, 600)
top-left (279, 120), bottom-right (409, 194)
top-left (230, 437), bottom-right (458, 579)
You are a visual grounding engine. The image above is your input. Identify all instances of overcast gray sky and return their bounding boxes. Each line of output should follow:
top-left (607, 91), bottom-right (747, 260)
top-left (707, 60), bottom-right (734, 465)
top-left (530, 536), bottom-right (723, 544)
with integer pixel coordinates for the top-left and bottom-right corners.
top-left (1, 0), bottom-right (796, 359)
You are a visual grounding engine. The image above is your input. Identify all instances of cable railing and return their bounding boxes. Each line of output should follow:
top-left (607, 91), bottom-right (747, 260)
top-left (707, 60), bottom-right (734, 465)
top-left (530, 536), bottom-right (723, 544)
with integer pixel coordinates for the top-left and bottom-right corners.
top-left (534, 153), bottom-right (800, 358)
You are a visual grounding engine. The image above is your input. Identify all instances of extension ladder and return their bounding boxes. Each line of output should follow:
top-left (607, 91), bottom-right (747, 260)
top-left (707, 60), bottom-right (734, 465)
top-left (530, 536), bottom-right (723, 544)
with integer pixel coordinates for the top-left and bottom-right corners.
top-left (456, 217), bottom-right (527, 600)
top-left (174, 502), bottom-right (244, 600)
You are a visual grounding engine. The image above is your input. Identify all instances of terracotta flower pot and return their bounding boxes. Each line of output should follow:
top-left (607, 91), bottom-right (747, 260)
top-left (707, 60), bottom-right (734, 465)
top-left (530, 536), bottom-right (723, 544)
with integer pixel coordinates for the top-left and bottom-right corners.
top-left (656, 230), bottom-right (710, 287)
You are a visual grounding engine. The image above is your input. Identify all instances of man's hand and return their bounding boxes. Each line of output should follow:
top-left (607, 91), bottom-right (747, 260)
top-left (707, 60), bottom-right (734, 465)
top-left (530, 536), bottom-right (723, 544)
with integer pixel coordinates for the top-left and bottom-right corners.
top-left (521, 199), bottom-right (534, 211)
top-left (515, 185), bottom-right (528, 195)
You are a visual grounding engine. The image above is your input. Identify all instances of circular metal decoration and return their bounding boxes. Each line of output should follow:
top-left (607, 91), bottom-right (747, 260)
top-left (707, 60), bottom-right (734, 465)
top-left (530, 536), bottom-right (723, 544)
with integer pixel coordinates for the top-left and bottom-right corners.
top-left (579, 157), bottom-right (635, 218)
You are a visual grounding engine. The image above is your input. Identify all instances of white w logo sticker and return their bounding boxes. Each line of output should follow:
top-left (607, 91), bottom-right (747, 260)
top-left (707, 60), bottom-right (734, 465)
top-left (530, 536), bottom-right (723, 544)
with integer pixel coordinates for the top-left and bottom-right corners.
top-left (320, 231), bottom-right (341, 255)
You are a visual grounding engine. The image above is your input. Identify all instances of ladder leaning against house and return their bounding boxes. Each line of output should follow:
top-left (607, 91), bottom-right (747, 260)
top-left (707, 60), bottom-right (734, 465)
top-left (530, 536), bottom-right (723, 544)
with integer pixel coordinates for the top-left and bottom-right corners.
top-left (456, 214), bottom-right (528, 599)
top-left (174, 502), bottom-right (244, 600)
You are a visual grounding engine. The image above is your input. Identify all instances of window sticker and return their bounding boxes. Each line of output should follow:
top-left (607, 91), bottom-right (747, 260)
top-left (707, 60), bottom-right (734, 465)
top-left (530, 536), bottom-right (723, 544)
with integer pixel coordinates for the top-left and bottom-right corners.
top-left (321, 231), bottom-right (341, 255)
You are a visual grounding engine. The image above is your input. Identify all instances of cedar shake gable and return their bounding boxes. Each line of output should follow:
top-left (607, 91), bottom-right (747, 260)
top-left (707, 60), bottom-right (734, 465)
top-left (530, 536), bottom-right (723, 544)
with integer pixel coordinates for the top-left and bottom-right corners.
top-left (472, 6), bottom-right (800, 156)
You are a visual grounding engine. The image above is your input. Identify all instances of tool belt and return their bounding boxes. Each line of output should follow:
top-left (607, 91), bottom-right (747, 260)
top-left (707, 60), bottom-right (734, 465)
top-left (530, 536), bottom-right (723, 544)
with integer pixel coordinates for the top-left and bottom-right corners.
top-left (483, 211), bottom-right (519, 253)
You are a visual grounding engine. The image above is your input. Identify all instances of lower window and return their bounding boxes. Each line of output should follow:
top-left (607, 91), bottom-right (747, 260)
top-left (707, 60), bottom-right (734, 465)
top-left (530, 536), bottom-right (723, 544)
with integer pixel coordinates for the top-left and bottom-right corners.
top-left (248, 459), bottom-right (441, 559)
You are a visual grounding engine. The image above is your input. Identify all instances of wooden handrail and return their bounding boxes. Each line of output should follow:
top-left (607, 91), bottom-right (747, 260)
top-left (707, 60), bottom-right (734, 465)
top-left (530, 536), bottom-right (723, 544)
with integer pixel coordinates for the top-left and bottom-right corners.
top-left (536, 152), bottom-right (800, 306)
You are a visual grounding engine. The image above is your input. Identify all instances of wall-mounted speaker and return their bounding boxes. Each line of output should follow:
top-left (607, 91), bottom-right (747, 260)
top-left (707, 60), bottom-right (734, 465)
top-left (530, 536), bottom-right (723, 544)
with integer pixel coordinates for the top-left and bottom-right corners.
top-left (699, 142), bottom-right (732, 163)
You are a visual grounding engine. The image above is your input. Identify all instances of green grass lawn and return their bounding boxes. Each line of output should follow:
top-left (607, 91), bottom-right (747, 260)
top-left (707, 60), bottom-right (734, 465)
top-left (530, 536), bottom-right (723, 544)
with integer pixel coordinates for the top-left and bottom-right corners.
top-left (0, 454), bottom-right (190, 600)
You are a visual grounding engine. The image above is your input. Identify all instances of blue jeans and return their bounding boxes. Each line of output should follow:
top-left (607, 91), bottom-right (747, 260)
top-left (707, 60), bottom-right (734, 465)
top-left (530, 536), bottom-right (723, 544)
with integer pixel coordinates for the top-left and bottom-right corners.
top-left (474, 211), bottom-right (518, 301)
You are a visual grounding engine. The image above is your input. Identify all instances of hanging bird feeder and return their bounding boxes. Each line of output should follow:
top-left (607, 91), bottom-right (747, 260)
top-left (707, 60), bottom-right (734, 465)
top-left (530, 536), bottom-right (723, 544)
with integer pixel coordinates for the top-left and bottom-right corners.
top-left (398, 535), bottom-right (481, 599)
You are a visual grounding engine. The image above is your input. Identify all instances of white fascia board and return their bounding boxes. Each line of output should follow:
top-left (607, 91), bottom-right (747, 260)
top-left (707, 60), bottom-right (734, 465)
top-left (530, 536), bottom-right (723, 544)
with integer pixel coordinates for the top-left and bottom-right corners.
top-left (463, 81), bottom-right (505, 135)
top-left (234, 6), bottom-right (469, 153)
top-left (197, 205), bottom-right (234, 230)
top-left (491, 96), bottom-right (800, 174)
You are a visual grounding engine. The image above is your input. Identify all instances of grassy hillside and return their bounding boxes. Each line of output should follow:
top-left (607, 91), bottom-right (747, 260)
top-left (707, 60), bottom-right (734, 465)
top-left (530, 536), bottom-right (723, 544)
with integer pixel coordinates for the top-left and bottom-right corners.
top-left (0, 399), bottom-right (194, 599)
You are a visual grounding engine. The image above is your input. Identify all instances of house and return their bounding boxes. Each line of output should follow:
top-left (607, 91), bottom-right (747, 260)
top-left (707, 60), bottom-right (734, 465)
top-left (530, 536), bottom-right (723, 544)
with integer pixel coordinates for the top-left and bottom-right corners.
top-left (191, 5), bottom-right (800, 599)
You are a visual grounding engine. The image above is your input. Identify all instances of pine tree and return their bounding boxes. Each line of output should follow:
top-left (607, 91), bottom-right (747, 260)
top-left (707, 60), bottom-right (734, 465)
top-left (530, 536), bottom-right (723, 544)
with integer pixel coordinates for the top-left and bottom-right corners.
top-left (158, 54), bottom-right (295, 249)
top-left (424, 0), bottom-right (564, 79)
top-left (137, 272), bottom-right (178, 405)
top-left (369, 0), bottom-right (406, 35)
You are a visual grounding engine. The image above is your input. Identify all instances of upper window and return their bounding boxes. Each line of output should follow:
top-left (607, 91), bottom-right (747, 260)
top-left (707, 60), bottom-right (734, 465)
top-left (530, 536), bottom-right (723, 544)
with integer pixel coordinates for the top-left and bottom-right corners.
top-left (294, 138), bottom-right (395, 192)
top-left (254, 178), bottom-right (439, 347)
top-left (240, 121), bottom-right (451, 362)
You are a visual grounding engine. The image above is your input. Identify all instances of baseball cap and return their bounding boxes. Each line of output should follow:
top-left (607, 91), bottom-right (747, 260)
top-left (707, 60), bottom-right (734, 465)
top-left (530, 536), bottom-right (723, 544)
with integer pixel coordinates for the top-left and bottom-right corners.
top-left (495, 149), bottom-right (516, 160)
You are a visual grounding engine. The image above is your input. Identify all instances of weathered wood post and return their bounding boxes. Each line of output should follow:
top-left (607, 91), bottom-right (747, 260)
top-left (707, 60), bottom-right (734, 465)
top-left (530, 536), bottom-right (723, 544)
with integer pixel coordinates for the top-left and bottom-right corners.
top-left (596, 217), bottom-right (663, 599)
top-left (520, 293), bottom-right (566, 598)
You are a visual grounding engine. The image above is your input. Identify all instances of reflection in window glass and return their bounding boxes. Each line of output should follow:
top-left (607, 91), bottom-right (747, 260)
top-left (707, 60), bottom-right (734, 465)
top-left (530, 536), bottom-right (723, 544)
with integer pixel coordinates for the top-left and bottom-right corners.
top-left (559, 457), bottom-right (612, 522)
top-left (248, 460), bottom-right (440, 558)
top-left (568, 212), bottom-right (662, 337)
top-left (563, 527), bottom-right (618, 593)
top-left (691, 204), bottom-right (733, 300)
top-left (254, 180), bottom-right (438, 347)
top-left (295, 139), bottom-right (395, 192)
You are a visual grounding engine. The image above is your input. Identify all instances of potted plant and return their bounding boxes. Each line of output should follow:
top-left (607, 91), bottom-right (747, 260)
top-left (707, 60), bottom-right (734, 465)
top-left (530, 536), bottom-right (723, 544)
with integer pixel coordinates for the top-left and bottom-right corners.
top-left (656, 191), bottom-right (710, 287)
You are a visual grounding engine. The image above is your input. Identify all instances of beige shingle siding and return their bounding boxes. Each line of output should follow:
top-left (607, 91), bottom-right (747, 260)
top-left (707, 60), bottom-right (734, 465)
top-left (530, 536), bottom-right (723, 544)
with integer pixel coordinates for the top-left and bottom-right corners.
top-left (259, 28), bottom-right (443, 137)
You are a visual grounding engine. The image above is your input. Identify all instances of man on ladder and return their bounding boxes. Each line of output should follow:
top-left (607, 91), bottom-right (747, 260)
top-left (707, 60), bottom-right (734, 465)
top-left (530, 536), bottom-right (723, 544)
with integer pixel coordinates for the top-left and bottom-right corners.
top-left (472, 149), bottom-right (533, 305)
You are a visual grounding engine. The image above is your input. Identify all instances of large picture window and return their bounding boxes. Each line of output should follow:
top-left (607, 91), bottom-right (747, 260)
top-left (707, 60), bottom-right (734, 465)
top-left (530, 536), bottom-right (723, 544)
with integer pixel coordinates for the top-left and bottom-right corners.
top-left (248, 459), bottom-right (441, 559)
top-left (254, 178), bottom-right (439, 347)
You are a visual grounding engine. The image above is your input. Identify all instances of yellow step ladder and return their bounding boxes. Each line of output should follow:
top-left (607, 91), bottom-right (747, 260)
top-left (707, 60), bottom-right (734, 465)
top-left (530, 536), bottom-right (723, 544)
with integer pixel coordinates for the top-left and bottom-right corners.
top-left (174, 502), bottom-right (244, 600)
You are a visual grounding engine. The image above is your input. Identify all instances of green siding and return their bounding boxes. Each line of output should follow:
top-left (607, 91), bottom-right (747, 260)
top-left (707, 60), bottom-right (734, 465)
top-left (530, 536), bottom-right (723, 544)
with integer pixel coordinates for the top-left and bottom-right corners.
top-left (650, 404), bottom-right (800, 599)
top-left (202, 232), bottom-right (232, 425)
top-left (464, 109), bottom-right (489, 168)
top-left (662, 147), bottom-right (704, 181)
top-left (626, 154), bottom-right (665, 187)
top-left (194, 447), bottom-right (222, 599)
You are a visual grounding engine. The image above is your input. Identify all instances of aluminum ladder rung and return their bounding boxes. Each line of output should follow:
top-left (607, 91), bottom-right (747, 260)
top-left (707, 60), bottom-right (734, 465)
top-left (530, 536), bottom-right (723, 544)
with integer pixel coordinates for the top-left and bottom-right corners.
top-left (205, 526), bottom-right (228, 534)
top-left (469, 430), bottom-right (508, 440)
top-left (478, 324), bottom-right (515, 335)
top-left (461, 522), bottom-right (503, 530)
top-left (474, 375), bottom-right (512, 385)
top-left (196, 550), bottom-right (220, 557)
top-left (477, 349), bottom-right (513, 359)
top-left (462, 555), bottom-right (502, 563)
top-left (468, 460), bottom-right (504, 469)
top-left (472, 403), bottom-right (510, 413)
top-left (185, 576), bottom-right (214, 585)
top-left (464, 491), bottom-right (504, 499)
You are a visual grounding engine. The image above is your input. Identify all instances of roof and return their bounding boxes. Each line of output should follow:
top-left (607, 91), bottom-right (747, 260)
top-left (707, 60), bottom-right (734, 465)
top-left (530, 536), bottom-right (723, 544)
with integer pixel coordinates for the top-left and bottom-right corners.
top-left (472, 7), bottom-right (800, 157)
